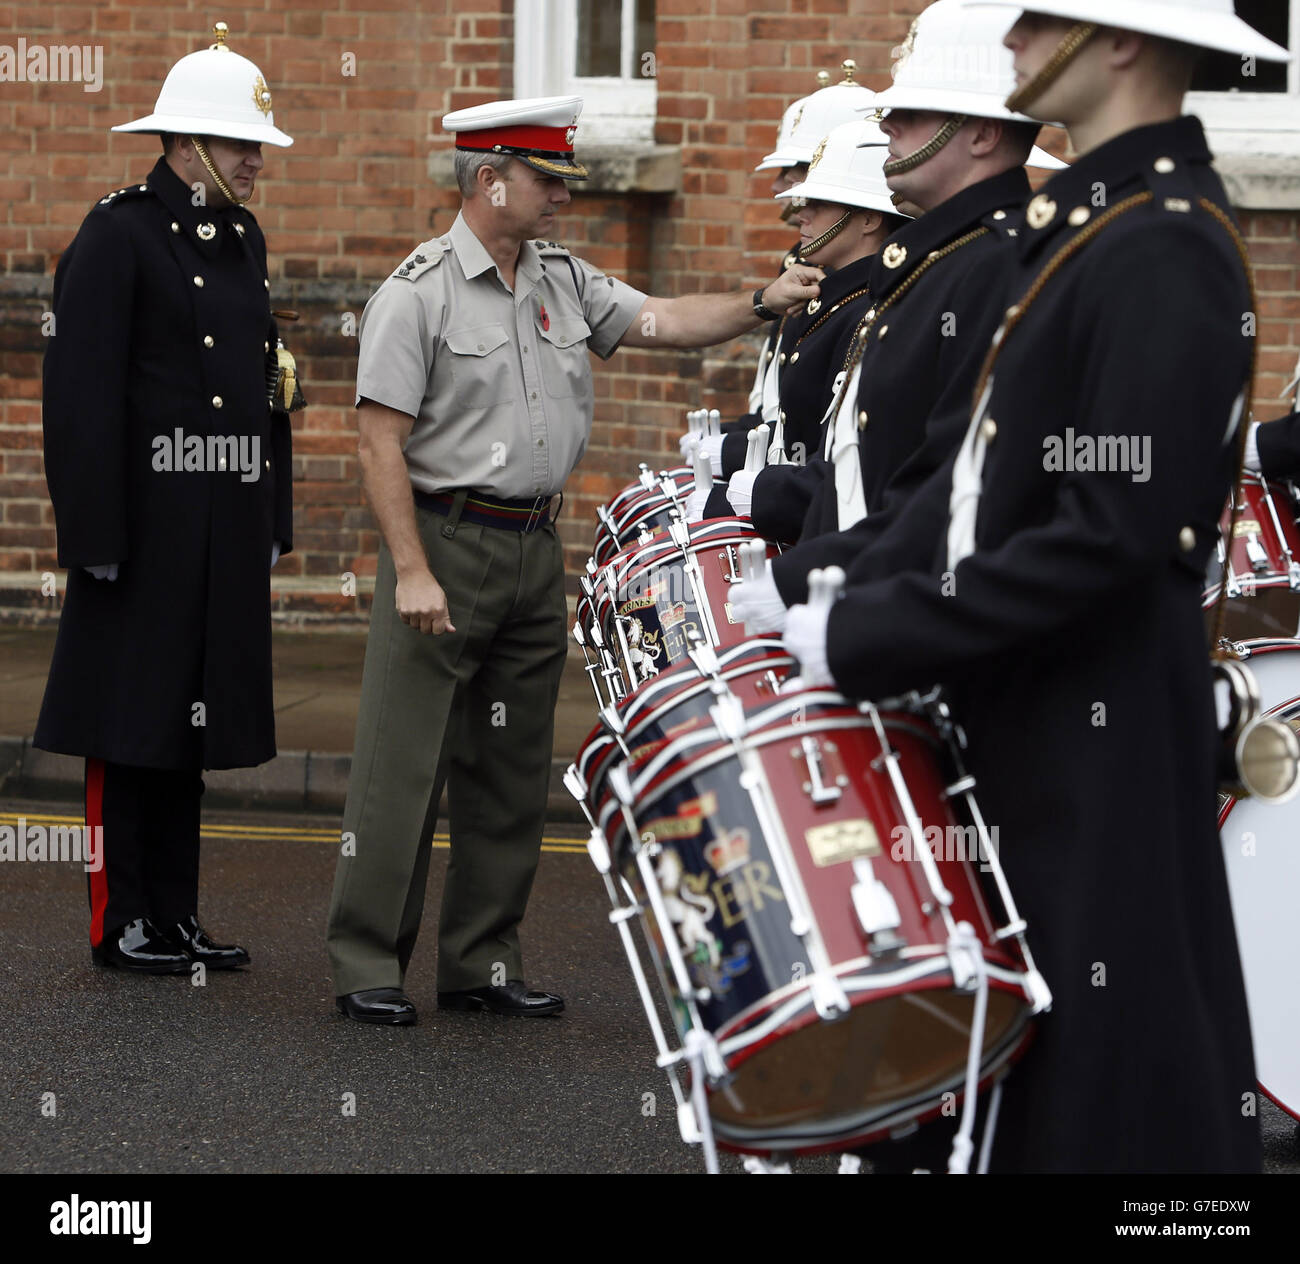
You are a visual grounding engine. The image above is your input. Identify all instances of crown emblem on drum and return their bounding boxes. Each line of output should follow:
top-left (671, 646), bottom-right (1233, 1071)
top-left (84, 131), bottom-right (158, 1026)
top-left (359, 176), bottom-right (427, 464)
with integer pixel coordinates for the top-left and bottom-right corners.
top-left (705, 828), bottom-right (751, 877)
top-left (252, 73), bottom-right (273, 116)
top-left (890, 18), bottom-right (919, 82)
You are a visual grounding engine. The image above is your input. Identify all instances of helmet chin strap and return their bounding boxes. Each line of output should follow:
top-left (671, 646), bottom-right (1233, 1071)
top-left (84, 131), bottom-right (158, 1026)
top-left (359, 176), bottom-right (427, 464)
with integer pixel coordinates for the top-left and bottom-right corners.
top-left (882, 114), bottom-right (968, 177)
top-left (192, 136), bottom-right (249, 206)
top-left (1004, 22), bottom-right (1097, 115)
top-left (798, 208), bottom-right (853, 260)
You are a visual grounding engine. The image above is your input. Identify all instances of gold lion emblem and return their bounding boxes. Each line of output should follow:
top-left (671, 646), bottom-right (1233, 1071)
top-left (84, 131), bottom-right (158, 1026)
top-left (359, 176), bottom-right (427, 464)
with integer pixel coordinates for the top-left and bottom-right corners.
top-left (252, 74), bottom-right (273, 117)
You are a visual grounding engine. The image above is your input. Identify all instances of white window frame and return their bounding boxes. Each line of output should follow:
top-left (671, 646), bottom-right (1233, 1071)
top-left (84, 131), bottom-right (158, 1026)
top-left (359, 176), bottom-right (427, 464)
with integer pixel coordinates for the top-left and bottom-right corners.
top-left (1186, 5), bottom-right (1300, 153)
top-left (515, 0), bottom-right (657, 145)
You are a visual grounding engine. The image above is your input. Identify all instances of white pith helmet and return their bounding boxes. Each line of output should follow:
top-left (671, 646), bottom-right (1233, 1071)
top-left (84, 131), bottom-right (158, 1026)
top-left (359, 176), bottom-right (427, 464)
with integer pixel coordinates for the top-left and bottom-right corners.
top-left (777, 121), bottom-right (909, 218)
top-left (756, 96), bottom-right (812, 171)
top-left (962, 0), bottom-right (1289, 61)
top-left (871, 1), bottom-right (1066, 167)
top-left (112, 21), bottom-right (293, 147)
top-left (782, 61), bottom-right (878, 165)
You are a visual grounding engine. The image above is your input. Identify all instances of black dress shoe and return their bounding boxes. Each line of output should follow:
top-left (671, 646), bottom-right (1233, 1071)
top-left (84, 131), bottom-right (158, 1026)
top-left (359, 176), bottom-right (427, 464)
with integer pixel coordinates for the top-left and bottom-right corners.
top-left (336, 988), bottom-right (418, 1025)
top-left (91, 918), bottom-right (191, 974)
top-left (437, 979), bottom-right (564, 1017)
top-left (165, 914), bottom-right (250, 970)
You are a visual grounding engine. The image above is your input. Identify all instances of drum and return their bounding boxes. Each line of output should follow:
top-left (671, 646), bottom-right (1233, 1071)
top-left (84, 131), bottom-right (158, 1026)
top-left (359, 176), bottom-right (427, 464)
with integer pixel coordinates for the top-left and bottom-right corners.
top-left (1205, 473), bottom-right (1300, 642)
top-left (1216, 636), bottom-right (1300, 1121)
top-left (573, 638), bottom-right (795, 822)
top-left (592, 681), bottom-right (1044, 1156)
top-left (582, 518), bottom-right (781, 700)
top-left (592, 466), bottom-right (695, 567)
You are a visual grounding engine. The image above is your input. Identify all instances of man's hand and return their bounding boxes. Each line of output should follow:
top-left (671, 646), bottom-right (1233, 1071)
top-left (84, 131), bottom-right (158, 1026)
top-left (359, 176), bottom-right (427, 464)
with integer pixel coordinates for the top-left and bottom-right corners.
top-left (84, 563), bottom-right (120, 581)
top-left (396, 571), bottom-right (457, 635)
top-left (759, 265), bottom-right (825, 319)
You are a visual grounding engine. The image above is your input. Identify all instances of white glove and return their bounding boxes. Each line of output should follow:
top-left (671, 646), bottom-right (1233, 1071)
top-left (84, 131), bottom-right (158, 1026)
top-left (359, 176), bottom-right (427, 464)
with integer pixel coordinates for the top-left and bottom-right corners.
top-left (271, 541), bottom-right (282, 569)
top-left (694, 433), bottom-right (725, 478)
top-left (727, 468), bottom-right (759, 517)
top-left (784, 600), bottom-right (833, 686)
top-left (729, 570), bottom-right (788, 634)
top-left (679, 429), bottom-right (698, 461)
top-left (1244, 422), bottom-right (1262, 474)
top-left (685, 482), bottom-right (711, 523)
top-left (84, 563), bottom-right (119, 581)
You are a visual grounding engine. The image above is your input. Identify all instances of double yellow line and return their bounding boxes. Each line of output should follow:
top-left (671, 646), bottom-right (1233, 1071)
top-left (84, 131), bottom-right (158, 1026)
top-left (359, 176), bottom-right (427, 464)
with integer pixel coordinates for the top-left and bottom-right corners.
top-left (0, 811), bottom-right (590, 855)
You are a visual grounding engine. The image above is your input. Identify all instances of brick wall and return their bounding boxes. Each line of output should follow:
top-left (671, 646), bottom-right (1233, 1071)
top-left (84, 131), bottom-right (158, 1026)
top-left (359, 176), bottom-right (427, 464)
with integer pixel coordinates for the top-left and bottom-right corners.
top-left (1, 0), bottom-right (1298, 620)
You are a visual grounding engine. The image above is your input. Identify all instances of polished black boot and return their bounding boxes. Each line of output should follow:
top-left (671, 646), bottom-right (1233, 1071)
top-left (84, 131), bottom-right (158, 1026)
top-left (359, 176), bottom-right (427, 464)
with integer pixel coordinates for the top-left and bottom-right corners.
top-left (91, 917), bottom-right (192, 974)
top-left (336, 988), bottom-right (418, 1025)
top-left (164, 915), bottom-right (250, 969)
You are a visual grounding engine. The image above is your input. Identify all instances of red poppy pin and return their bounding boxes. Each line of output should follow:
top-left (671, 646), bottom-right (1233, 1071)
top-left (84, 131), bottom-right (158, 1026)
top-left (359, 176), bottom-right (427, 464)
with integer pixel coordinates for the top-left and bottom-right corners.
top-left (539, 302), bottom-right (550, 332)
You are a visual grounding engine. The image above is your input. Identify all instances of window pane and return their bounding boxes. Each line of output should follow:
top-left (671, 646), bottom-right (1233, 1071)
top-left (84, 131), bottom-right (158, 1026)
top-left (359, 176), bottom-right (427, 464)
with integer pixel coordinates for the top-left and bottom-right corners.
top-left (1191, 0), bottom-right (1289, 92)
top-left (576, 0), bottom-right (623, 78)
top-left (636, 0), bottom-right (657, 69)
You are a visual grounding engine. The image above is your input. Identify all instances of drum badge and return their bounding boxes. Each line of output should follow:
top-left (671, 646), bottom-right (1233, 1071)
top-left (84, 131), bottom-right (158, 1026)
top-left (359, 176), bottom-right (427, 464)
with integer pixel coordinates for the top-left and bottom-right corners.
top-left (656, 850), bottom-right (721, 970)
top-left (704, 828), bottom-right (751, 877)
top-left (624, 618), bottom-right (661, 681)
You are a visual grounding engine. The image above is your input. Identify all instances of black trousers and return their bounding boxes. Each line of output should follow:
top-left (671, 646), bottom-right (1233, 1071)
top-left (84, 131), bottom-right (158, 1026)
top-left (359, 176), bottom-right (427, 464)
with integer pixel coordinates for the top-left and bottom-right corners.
top-left (85, 758), bottom-right (203, 946)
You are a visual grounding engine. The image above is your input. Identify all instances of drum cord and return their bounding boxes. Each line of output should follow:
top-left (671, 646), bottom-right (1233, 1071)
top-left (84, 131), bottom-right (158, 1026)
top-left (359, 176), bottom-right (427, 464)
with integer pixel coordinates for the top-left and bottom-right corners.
top-left (965, 191), bottom-right (1259, 659)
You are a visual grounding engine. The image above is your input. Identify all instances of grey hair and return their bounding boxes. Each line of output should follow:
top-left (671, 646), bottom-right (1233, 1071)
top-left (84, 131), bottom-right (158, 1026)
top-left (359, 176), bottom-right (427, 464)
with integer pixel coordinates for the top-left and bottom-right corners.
top-left (454, 150), bottom-right (513, 197)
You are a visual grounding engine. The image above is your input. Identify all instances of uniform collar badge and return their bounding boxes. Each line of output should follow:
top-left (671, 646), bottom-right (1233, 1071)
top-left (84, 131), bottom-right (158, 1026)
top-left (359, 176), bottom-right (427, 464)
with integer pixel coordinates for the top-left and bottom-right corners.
top-left (197, 222), bottom-right (216, 241)
top-left (882, 242), bottom-right (907, 269)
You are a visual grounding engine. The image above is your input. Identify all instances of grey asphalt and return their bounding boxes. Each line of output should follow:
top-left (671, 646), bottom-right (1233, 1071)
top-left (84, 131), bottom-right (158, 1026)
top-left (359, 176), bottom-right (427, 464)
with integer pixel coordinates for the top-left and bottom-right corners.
top-left (1, 799), bottom-right (1297, 1176)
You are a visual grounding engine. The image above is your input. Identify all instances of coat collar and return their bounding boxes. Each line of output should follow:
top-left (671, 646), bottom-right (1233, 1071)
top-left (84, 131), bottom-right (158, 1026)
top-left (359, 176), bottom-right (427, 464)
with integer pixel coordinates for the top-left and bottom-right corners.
top-left (1014, 115), bottom-right (1214, 263)
top-left (148, 156), bottom-right (251, 258)
top-left (869, 165), bottom-right (1032, 300)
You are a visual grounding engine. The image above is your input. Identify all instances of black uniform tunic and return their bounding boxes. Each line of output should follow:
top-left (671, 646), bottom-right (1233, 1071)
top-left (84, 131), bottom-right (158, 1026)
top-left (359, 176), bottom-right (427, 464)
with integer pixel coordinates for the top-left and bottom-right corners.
top-left (35, 157), bottom-right (293, 771)
top-left (823, 118), bottom-right (1259, 1173)
top-left (756, 167), bottom-right (1030, 556)
top-left (702, 253), bottom-right (873, 517)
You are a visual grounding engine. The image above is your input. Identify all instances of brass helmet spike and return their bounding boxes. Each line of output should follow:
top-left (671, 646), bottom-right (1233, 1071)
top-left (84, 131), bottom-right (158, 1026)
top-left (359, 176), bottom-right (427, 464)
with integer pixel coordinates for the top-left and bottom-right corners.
top-left (816, 70), bottom-right (831, 88)
top-left (841, 59), bottom-right (857, 83)
top-left (211, 21), bottom-right (230, 51)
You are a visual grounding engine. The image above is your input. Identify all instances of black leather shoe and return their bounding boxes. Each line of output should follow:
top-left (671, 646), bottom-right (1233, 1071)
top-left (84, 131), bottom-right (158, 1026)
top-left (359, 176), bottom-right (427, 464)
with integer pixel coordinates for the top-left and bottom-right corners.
top-left (437, 979), bottom-right (564, 1017)
top-left (91, 918), bottom-right (192, 974)
top-left (336, 988), bottom-right (418, 1025)
top-left (165, 915), bottom-right (250, 970)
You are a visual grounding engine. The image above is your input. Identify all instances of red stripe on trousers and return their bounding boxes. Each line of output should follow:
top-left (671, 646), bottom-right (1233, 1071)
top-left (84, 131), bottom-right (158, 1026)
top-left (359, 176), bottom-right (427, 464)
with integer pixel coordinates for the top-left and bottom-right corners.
top-left (85, 757), bottom-right (107, 947)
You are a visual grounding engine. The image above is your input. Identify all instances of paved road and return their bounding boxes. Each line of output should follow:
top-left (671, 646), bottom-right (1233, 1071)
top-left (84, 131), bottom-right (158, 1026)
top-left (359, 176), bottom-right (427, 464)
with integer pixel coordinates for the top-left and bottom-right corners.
top-left (1, 800), bottom-right (1296, 1175)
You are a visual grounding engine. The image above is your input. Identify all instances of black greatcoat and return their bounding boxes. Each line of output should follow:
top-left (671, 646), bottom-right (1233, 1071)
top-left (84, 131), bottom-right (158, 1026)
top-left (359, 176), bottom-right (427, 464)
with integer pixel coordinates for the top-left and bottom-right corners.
top-left (702, 253), bottom-right (874, 517)
top-left (1256, 408), bottom-right (1300, 479)
top-left (35, 158), bottom-right (293, 771)
top-left (755, 166), bottom-right (1031, 553)
top-left (824, 118), bottom-right (1259, 1173)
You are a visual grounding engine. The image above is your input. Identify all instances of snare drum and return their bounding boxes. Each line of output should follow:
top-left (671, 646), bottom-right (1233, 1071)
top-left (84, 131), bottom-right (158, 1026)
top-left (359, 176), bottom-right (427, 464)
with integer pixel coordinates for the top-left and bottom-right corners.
top-left (595, 682), bottom-right (1043, 1156)
top-left (592, 466), bottom-right (696, 567)
top-left (582, 519), bottom-right (781, 700)
top-left (1216, 636), bottom-right (1300, 1122)
top-left (1205, 473), bottom-right (1300, 642)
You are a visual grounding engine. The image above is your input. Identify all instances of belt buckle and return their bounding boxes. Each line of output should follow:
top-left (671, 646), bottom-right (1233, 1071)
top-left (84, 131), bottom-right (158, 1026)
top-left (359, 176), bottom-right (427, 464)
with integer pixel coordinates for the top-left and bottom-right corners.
top-left (523, 495), bottom-right (549, 532)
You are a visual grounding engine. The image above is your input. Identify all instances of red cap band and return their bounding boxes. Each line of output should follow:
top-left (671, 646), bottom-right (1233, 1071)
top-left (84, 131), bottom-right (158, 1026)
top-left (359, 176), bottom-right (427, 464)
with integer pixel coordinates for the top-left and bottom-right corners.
top-left (456, 124), bottom-right (575, 154)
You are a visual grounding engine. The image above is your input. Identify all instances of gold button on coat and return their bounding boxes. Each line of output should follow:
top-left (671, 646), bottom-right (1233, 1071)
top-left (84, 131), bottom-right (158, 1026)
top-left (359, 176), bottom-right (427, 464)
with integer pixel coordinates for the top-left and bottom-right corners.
top-left (980, 418), bottom-right (997, 442)
top-left (212, 396), bottom-right (223, 408)
top-left (1068, 207), bottom-right (1090, 227)
top-left (203, 335), bottom-right (214, 348)
top-left (1154, 157), bottom-right (1175, 174)
top-left (1179, 526), bottom-right (1196, 552)
top-left (193, 276), bottom-right (204, 287)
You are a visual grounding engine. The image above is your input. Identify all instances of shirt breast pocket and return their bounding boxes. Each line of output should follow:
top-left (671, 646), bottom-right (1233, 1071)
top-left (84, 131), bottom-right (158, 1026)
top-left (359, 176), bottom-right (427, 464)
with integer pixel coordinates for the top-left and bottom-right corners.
top-left (444, 324), bottom-right (512, 408)
top-left (538, 316), bottom-right (592, 400)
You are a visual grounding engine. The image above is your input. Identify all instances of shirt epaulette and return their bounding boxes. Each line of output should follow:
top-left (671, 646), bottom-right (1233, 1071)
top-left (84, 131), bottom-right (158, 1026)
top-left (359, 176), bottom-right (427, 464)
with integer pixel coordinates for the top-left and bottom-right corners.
top-left (96, 183), bottom-right (152, 208)
top-left (535, 241), bottom-right (570, 257)
top-left (393, 239), bottom-right (450, 281)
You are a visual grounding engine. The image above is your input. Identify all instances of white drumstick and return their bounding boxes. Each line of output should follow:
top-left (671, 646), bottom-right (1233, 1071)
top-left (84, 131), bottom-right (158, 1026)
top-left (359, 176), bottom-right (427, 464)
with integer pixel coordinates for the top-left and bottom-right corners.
top-left (738, 539), bottom-right (766, 585)
top-left (799, 566), bottom-right (845, 688)
top-left (691, 443), bottom-right (712, 497)
top-left (744, 423), bottom-right (770, 474)
top-left (707, 408), bottom-right (721, 438)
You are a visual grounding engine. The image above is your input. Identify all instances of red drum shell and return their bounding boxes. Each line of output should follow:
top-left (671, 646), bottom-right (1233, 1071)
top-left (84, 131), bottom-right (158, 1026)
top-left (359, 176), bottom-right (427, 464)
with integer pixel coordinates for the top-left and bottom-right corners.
top-left (603, 686), bottom-right (1035, 1155)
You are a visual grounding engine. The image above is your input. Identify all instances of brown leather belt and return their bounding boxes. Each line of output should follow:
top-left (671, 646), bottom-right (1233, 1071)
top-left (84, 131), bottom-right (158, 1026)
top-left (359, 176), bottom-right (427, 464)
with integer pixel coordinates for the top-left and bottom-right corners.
top-left (415, 488), bottom-right (553, 533)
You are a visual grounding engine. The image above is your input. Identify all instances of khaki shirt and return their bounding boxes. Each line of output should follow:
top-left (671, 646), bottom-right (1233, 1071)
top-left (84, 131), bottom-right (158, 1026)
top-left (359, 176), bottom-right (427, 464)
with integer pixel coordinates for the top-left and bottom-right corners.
top-left (355, 212), bottom-right (647, 499)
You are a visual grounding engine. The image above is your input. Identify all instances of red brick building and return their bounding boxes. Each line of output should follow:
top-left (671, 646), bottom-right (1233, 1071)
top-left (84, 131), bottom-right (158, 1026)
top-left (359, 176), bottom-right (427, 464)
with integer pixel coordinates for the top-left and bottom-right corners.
top-left (1, 0), bottom-right (1297, 621)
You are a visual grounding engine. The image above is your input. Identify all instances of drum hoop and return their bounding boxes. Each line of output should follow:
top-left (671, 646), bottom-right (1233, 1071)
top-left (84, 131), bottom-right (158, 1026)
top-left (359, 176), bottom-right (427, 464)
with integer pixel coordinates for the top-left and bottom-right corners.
top-left (618, 647), bottom-right (795, 729)
top-left (608, 525), bottom-right (764, 576)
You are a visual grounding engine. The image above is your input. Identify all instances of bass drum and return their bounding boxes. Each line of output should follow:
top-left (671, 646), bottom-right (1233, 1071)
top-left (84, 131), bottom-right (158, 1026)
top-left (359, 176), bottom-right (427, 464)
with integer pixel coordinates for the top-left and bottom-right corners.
top-left (1217, 637), bottom-right (1300, 1121)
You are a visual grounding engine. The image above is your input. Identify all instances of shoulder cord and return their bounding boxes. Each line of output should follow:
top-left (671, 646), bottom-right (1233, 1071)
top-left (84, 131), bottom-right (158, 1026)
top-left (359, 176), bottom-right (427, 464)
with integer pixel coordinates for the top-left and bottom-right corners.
top-left (965, 191), bottom-right (1257, 657)
top-left (821, 226), bottom-right (992, 425)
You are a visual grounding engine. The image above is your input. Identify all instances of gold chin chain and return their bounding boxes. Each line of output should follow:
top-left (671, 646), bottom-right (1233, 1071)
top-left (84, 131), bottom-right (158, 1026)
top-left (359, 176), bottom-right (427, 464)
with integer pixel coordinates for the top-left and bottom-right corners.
top-left (798, 209), bottom-right (853, 260)
top-left (882, 115), bottom-right (968, 178)
top-left (192, 136), bottom-right (249, 206)
top-left (1005, 22), bottom-right (1098, 115)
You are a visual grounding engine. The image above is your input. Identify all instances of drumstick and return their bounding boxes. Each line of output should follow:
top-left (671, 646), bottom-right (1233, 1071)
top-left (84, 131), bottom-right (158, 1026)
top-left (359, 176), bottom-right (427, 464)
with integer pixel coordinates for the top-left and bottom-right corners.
top-left (799, 566), bottom-right (845, 688)
top-left (738, 539), bottom-right (766, 584)
top-left (743, 424), bottom-right (769, 474)
top-left (707, 408), bottom-right (721, 438)
top-left (691, 442), bottom-right (712, 499)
